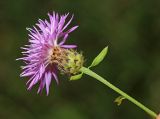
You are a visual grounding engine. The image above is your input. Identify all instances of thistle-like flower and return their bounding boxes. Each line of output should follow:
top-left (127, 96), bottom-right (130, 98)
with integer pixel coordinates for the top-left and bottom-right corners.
top-left (17, 12), bottom-right (84, 95)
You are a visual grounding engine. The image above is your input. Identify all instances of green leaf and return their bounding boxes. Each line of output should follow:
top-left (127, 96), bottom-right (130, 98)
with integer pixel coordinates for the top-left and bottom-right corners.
top-left (89, 46), bottom-right (108, 68)
top-left (114, 96), bottom-right (126, 106)
top-left (70, 73), bottom-right (83, 81)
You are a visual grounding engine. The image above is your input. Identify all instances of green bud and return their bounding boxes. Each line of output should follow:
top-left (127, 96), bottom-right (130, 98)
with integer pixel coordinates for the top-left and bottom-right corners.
top-left (51, 47), bottom-right (84, 75)
top-left (61, 49), bottom-right (84, 75)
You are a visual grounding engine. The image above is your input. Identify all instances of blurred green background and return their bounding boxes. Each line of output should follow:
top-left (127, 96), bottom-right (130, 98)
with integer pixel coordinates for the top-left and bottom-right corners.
top-left (1, 0), bottom-right (160, 119)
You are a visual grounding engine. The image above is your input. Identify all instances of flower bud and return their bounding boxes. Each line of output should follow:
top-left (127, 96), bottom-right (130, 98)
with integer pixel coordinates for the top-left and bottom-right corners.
top-left (50, 47), bottom-right (84, 75)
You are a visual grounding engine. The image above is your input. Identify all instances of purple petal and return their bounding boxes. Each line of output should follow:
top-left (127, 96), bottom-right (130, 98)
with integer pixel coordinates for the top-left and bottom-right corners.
top-left (27, 74), bottom-right (39, 90)
top-left (39, 64), bottom-right (45, 78)
top-left (66, 26), bottom-right (78, 34)
top-left (58, 34), bottom-right (68, 45)
top-left (20, 71), bottom-right (35, 77)
top-left (60, 26), bottom-right (78, 37)
top-left (58, 13), bottom-right (69, 32)
top-left (37, 78), bottom-right (45, 94)
top-left (62, 14), bottom-right (73, 31)
top-left (45, 72), bottom-right (52, 95)
top-left (52, 72), bottom-right (59, 84)
top-left (61, 45), bottom-right (77, 49)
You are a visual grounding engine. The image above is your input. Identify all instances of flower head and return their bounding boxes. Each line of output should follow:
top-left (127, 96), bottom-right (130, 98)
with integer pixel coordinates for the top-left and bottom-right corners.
top-left (17, 12), bottom-right (81, 95)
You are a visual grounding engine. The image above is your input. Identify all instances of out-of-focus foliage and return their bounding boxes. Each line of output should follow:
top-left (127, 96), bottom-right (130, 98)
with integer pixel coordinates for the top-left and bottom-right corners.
top-left (0, 0), bottom-right (160, 119)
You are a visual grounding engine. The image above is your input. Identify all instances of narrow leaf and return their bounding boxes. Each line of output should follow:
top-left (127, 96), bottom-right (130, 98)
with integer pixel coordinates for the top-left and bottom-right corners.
top-left (70, 73), bottom-right (83, 81)
top-left (89, 46), bottom-right (108, 68)
top-left (114, 96), bottom-right (126, 106)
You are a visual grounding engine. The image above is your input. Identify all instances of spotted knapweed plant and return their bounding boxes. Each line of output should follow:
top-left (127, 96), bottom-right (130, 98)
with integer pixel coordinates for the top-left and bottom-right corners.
top-left (17, 12), bottom-right (158, 118)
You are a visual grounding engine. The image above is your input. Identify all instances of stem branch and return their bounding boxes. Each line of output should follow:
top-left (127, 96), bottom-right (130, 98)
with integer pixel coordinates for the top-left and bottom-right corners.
top-left (80, 67), bottom-right (157, 118)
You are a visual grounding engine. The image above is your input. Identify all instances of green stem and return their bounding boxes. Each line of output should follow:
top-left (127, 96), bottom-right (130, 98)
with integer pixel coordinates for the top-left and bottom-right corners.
top-left (80, 67), bottom-right (157, 118)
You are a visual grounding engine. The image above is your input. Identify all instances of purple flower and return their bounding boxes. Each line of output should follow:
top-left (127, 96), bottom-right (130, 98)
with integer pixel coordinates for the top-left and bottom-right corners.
top-left (17, 12), bottom-right (78, 95)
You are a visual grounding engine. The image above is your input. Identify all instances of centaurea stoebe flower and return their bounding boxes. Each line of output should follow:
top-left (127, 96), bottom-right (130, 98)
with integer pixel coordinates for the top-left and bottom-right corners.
top-left (16, 11), bottom-right (158, 118)
top-left (17, 12), bottom-right (83, 95)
